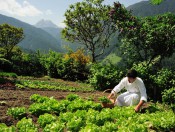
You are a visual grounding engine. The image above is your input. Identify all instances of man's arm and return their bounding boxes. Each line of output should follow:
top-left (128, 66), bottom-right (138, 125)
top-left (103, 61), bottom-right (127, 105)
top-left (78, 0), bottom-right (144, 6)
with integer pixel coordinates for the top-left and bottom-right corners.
top-left (135, 100), bottom-right (145, 112)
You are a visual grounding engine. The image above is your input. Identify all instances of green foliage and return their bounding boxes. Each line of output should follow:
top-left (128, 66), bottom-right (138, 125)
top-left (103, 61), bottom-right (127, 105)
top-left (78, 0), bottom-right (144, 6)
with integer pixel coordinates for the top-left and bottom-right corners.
top-left (151, 68), bottom-right (175, 90)
top-left (0, 58), bottom-right (12, 72)
top-left (43, 121), bottom-right (65, 132)
top-left (12, 51), bottom-right (45, 77)
top-left (0, 24), bottom-right (24, 60)
top-left (150, 0), bottom-right (164, 5)
top-left (133, 63), bottom-right (175, 101)
top-left (30, 94), bottom-right (50, 103)
top-left (98, 96), bottom-right (111, 103)
top-left (62, 0), bottom-right (116, 62)
top-left (162, 87), bottom-right (175, 106)
top-left (39, 50), bottom-right (90, 81)
top-left (16, 118), bottom-right (38, 132)
top-left (2, 94), bottom-right (175, 131)
top-left (66, 94), bottom-right (80, 101)
top-left (39, 50), bottom-right (62, 78)
top-left (0, 72), bottom-right (17, 78)
top-left (37, 113), bottom-right (57, 128)
top-left (7, 107), bottom-right (27, 119)
top-left (0, 123), bottom-right (16, 132)
top-left (88, 63), bottom-right (124, 90)
top-left (63, 49), bottom-right (90, 81)
top-left (110, 2), bottom-right (175, 67)
top-left (15, 78), bottom-right (94, 92)
top-left (102, 53), bottom-right (121, 65)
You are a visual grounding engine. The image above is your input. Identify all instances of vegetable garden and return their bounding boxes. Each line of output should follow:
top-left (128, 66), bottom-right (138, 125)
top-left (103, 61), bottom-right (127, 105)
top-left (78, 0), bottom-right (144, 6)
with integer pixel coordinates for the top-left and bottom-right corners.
top-left (0, 91), bottom-right (174, 132)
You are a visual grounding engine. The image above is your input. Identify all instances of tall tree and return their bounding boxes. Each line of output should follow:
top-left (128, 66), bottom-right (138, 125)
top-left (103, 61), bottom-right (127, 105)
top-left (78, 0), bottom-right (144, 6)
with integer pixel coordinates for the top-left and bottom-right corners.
top-left (110, 2), bottom-right (175, 67)
top-left (62, 0), bottom-right (116, 62)
top-left (0, 24), bottom-right (24, 60)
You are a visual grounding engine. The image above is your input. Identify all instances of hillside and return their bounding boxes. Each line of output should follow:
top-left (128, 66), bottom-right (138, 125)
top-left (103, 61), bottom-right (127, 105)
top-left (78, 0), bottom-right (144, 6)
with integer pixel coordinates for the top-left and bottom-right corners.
top-left (127, 0), bottom-right (175, 16)
top-left (0, 14), bottom-right (63, 52)
top-left (35, 20), bottom-right (86, 52)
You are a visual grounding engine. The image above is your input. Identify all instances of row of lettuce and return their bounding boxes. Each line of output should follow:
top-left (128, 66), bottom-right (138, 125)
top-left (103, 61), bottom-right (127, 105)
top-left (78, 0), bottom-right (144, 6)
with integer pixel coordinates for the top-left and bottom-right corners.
top-left (1, 94), bottom-right (175, 132)
top-left (0, 72), bottom-right (94, 92)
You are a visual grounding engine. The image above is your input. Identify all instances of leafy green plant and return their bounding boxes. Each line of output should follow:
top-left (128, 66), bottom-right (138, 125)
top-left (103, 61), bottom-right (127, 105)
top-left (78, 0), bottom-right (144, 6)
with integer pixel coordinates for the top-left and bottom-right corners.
top-left (7, 107), bottom-right (27, 119)
top-left (98, 96), bottom-right (111, 103)
top-left (30, 94), bottom-right (49, 103)
top-left (16, 118), bottom-right (38, 132)
top-left (38, 113), bottom-right (57, 128)
top-left (2, 94), bottom-right (175, 131)
top-left (15, 78), bottom-right (94, 92)
top-left (43, 121), bottom-right (65, 132)
top-left (0, 123), bottom-right (16, 132)
top-left (66, 94), bottom-right (80, 101)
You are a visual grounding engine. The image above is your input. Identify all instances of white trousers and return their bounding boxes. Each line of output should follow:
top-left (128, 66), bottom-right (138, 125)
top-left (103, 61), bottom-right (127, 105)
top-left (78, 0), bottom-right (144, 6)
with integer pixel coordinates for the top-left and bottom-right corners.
top-left (115, 92), bottom-right (140, 106)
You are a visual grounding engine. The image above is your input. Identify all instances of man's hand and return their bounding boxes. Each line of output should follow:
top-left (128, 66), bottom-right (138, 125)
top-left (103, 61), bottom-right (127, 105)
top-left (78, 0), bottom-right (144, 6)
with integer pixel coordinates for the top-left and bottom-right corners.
top-left (134, 100), bottom-right (145, 113)
top-left (107, 93), bottom-right (115, 104)
top-left (134, 106), bottom-right (141, 112)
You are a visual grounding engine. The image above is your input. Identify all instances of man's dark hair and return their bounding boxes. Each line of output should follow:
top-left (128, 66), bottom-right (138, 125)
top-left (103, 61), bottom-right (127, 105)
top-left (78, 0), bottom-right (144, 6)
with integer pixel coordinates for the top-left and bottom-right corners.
top-left (127, 69), bottom-right (137, 78)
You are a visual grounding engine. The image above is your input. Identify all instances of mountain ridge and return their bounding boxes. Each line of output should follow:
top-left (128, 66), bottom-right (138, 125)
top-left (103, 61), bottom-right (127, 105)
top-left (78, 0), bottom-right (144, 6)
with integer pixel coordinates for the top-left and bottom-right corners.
top-left (0, 14), bottom-right (63, 52)
top-left (127, 0), bottom-right (175, 16)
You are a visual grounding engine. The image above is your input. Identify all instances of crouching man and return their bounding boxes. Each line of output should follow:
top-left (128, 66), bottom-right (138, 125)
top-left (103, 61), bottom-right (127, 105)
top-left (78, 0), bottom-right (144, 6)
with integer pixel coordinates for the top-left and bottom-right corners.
top-left (108, 69), bottom-right (147, 112)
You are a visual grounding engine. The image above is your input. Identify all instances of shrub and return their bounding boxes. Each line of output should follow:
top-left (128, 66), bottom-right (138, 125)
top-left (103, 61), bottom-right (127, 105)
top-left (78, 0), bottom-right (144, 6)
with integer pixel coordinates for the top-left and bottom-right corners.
top-left (12, 52), bottom-right (45, 77)
top-left (60, 49), bottom-right (91, 81)
top-left (0, 58), bottom-right (12, 72)
top-left (162, 87), bottom-right (175, 107)
top-left (150, 68), bottom-right (175, 101)
top-left (88, 63), bottom-right (124, 90)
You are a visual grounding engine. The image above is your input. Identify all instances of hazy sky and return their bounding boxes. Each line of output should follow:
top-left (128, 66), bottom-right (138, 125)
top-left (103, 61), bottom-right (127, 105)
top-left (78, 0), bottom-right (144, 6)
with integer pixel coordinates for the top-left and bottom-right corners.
top-left (0, 0), bottom-right (147, 27)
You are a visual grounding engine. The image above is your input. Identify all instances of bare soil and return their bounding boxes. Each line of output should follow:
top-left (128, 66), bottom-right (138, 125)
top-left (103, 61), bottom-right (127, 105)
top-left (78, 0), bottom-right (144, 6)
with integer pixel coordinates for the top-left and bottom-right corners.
top-left (0, 83), bottom-right (108, 126)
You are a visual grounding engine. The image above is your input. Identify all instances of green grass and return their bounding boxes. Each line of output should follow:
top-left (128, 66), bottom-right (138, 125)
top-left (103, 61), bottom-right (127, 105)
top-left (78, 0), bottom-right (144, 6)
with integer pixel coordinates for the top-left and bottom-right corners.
top-left (102, 53), bottom-right (121, 65)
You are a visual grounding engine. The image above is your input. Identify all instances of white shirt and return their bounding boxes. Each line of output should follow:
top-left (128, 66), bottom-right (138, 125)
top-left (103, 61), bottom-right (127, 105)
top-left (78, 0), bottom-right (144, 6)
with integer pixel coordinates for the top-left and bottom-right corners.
top-left (112, 77), bottom-right (147, 102)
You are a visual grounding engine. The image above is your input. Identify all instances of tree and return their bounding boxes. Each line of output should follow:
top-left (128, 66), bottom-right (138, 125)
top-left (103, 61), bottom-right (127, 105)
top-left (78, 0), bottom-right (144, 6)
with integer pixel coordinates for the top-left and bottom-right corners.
top-left (110, 2), bottom-right (175, 67)
top-left (62, 0), bottom-right (116, 62)
top-left (0, 24), bottom-right (24, 60)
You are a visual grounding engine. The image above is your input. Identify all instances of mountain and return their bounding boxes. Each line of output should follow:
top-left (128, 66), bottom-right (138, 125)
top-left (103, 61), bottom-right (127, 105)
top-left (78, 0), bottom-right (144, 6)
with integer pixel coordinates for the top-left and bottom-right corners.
top-left (127, 0), bottom-right (175, 17)
top-left (35, 20), bottom-right (83, 52)
top-left (35, 19), bottom-right (58, 28)
top-left (0, 14), bottom-right (63, 52)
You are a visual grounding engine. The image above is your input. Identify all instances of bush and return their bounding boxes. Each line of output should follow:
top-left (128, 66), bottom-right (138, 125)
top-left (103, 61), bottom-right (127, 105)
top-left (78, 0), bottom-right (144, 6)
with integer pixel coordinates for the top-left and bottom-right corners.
top-left (0, 58), bottom-right (12, 72)
top-left (12, 52), bottom-right (45, 77)
top-left (133, 63), bottom-right (175, 101)
top-left (58, 49), bottom-right (90, 81)
top-left (88, 63), bottom-right (124, 90)
top-left (162, 87), bottom-right (175, 106)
